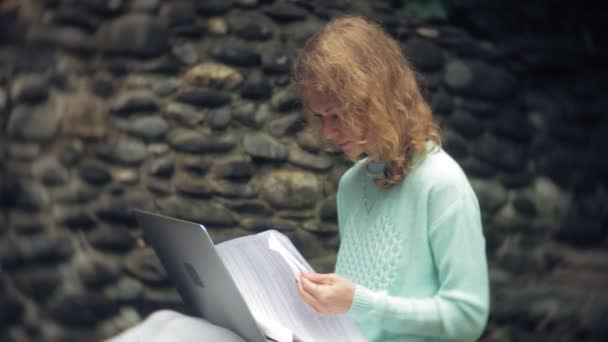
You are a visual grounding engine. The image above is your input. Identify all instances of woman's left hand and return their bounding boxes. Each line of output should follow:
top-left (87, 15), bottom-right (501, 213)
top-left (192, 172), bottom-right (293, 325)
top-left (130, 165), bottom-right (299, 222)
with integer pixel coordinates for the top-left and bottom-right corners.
top-left (296, 272), bottom-right (355, 315)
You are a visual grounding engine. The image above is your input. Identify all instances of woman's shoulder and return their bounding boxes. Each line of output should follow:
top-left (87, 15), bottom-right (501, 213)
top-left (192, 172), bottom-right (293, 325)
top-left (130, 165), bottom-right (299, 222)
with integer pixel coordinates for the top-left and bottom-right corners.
top-left (408, 146), bottom-right (472, 194)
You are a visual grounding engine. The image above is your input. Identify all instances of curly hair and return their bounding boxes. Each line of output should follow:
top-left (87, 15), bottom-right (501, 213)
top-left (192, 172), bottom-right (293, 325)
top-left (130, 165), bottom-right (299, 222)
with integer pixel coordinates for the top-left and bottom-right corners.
top-left (293, 15), bottom-right (442, 190)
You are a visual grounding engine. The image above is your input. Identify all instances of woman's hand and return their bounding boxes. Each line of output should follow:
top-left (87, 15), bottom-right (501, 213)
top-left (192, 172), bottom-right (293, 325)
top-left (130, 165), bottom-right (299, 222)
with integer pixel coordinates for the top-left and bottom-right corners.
top-left (296, 272), bottom-right (355, 315)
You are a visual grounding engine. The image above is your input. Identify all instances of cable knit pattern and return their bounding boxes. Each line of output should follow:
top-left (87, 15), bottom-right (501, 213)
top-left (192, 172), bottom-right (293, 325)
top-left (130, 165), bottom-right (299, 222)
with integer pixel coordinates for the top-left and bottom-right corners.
top-left (334, 143), bottom-right (490, 342)
top-left (337, 213), bottom-right (403, 291)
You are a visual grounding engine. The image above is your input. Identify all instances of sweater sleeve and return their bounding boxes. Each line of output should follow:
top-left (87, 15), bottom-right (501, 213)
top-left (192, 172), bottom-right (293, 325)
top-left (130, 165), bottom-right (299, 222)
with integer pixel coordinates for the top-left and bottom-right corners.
top-left (347, 190), bottom-right (490, 341)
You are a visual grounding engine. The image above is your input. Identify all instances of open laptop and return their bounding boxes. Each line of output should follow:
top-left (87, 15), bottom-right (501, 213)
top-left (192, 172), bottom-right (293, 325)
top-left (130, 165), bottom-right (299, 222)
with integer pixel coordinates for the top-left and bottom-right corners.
top-left (133, 209), bottom-right (269, 342)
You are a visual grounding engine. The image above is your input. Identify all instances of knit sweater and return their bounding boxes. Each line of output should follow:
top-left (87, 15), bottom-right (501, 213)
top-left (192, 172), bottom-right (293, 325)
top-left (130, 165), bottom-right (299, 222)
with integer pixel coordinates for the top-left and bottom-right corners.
top-left (334, 143), bottom-right (489, 342)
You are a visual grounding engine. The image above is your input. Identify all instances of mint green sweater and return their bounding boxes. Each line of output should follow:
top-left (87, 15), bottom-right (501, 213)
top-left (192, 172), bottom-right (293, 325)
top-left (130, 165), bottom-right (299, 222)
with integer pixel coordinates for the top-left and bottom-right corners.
top-left (335, 143), bottom-right (489, 341)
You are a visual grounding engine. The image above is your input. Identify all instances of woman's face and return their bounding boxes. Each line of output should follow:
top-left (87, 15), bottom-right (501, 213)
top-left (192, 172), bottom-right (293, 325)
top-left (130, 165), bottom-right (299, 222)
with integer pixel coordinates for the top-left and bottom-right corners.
top-left (307, 93), bottom-right (364, 159)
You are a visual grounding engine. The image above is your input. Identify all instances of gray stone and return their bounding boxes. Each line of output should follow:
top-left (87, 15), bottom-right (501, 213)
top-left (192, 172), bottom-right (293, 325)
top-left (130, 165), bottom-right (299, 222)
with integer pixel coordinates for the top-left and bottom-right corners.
top-left (213, 159), bottom-right (255, 180)
top-left (131, 0), bottom-right (161, 13)
top-left (261, 170), bottom-right (321, 209)
top-left (51, 180), bottom-right (99, 205)
top-left (288, 146), bottom-right (333, 171)
top-left (172, 42), bottom-right (198, 65)
top-left (54, 206), bottom-right (96, 230)
top-left (149, 157), bottom-right (175, 178)
top-left (12, 181), bottom-right (49, 211)
top-left (285, 229), bottom-right (327, 261)
top-left (125, 247), bottom-right (169, 285)
top-left (444, 60), bottom-right (473, 91)
top-left (284, 21), bottom-right (323, 44)
top-left (48, 291), bottom-right (119, 327)
top-left (243, 133), bottom-right (287, 161)
top-left (104, 277), bottom-right (143, 303)
top-left (297, 130), bottom-right (322, 152)
top-left (156, 197), bottom-right (236, 227)
top-left (79, 164), bottom-right (112, 186)
top-left (240, 71), bottom-right (272, 100)
top-left (0, 87), bottom-right (7, 112)
top-left (271, 89), bottom-right (302, 112)
top-left (175, 88), bottom-right (232, 108)
top-left (164, 102), bottom-right (205, 127)
top-left (96, 139), bottom-right (148, 166)
top-left (175, 176), bottom-right (215, 198)
top-left (95, 201), bottom-right (138, 226)
top-left (261, 44), bottom-right (292, 75)
top-left (460, 157), bottom-right (495, 179)
top-left (269, 113), bottom-right (305, 137)
top-left (196, 0), bottom-right (232, 15)
top-left (87, 225), bottom-right (136, 252)
top-left (32, 158), bottom-right (68, 186)
top-left (7, 102), bottom-right (64, 142)
top-left (470, 178), bottom-right (508, 214)
top-left (153, 78), bottom-right (181, 97)
top-left (1, 234), bottom-right (74, 269)
top-left (13, 267), bottom-right (61, 301)
top-left (128, 116), bottom-right (169, 140)
top-left (404, 37), bottom-right (444, 72)
top-left (208, 40), bottom-right (261, 67)
top-left (224, 200), bottom-right (273, 216)
top-left (184, 62), bottom-right (243, 89)
top-left (111, 90), bottom-right (160, 115)
top-left (430, 89), bottom-right (453, 114)
top-left (7, 142), bottom-right (41, 160)
top-left (211, 180), bottom-right (258, 199)
top-left (445, 109), bottom-right (483, 139)
top-left (97, 14), bottom-right (169, 58)
top-left (10, 74), bottom-right (48, 103)
top-left (318, 195), bottom-right (337, 222)
top-left (233, 102), bottom-right (271, 127)
top-left (264, 3), bottom-right (308, 22)
top-left (442, 130), bottom-right (469, 160)
top-left (241, 218), bottom-right (297, 232)
top-left (474, 133), bottom-right (526, 172)
top-left (168, 129), bottom-right (237, 153)
top-left (227, 12), bottom-right (275, 41)
top-left (75, 253), bottom-right (120, 289)
top-left (208, 107), bottom-right (232, 130)
top-left (9, 211), bottom-right (45, 235)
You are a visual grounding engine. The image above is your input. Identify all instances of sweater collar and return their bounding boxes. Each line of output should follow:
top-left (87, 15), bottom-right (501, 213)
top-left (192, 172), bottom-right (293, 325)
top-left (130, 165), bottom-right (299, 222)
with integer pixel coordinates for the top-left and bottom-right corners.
top-left (360, 140), bottom-right (436, 180)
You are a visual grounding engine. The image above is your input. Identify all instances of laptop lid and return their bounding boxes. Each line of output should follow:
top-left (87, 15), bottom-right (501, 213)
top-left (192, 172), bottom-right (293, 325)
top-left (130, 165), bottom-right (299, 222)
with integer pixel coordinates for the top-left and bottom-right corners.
top-left (133, 209), bottom-right (267, 342)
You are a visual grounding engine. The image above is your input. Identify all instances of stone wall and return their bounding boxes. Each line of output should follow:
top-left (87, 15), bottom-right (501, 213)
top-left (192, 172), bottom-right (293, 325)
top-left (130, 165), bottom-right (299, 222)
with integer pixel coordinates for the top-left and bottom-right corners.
top-left (0, 0), bottom-right (606, 341)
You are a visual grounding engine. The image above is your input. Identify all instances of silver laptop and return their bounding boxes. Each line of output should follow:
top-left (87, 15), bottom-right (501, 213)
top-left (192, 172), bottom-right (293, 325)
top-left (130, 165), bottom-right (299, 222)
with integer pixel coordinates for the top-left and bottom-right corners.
top-left (133, 209), bottom-right (268, 342)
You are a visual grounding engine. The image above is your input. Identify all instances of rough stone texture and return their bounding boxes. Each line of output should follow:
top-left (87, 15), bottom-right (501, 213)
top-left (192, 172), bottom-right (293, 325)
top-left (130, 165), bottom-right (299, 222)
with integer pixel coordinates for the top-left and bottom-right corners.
top-left (0, 1), bottom-right (604, 341)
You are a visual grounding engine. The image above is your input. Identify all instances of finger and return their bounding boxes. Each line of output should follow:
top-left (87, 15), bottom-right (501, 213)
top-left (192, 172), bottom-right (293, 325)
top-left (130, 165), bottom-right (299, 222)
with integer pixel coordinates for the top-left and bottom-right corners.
top-left (297, 280), bottom-right (323, 313)
top-left (300, 276), bottom-right (323, 301)
top-left (302, 272), bottom-right (333, 284)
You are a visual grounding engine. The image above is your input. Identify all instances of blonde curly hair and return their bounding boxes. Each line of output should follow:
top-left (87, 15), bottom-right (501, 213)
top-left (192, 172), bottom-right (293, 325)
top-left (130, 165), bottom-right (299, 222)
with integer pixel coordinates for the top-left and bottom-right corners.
top-left (293, 15), bottom-right (442, 189)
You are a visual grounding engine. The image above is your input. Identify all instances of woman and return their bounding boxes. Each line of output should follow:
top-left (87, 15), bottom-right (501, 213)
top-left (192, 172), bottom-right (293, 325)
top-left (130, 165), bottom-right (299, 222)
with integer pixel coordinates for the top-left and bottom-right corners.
top-left (293, 16), bottom-right (489, 341)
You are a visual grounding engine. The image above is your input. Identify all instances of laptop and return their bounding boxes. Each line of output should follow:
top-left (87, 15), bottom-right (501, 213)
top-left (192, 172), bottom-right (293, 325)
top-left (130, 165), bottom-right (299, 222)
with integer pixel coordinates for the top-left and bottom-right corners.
top-left (133, 209), bottom-right (269, 342)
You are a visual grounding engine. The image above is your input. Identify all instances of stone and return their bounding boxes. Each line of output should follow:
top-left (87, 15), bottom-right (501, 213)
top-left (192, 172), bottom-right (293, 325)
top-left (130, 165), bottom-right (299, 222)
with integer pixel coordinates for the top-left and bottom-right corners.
top-left (149, 157), bottom-right (175, 178)
top-left (75, 253), bottom-right (120, 289)
top-left (473, 134), bottom-right (526, 172)
top-left (0, 292), bottom-right (24, 328)
top-left (241, 218), bottom-right (297, 232)
top-left (206, 17), bottom-right (228, 35)
top-left (9, 211), bottom-right (45, 235)
top-left (153, 78), bottom-right (181, 97)
top-left (196, 0), bottom-right (232, 15)
top-left (224, 200), bottom-right (273, 216)
top-left (288, 146), bottom-right (333, 171)
top-left (96, 138), bottom-right (148, 166)
top-left (270, 89), bottom-right (301, 112)
top-left (104, 277), bottom-right (144, 303)
top-left (470, 178), bottom-right (508, 214)
top-left (269, 113), bottom-right (305, 137)
top-left (97, 14), bottom-right (169, 58)
top-left (491, 108), bottom-right (534, 143)
top-left (1, 234), bottom-right (74, 269)
top-left (168, 129), bottom-right (237, 153)
top-left (11, 180), bottom-right (49, 211)
top-left (79, 164), bottom-right (112, 186)
top-left (7, 102), bottom-right (63, 142)
top-left (318, 195), bottom-right (337, 222)
top-left (82, 0), bottom-right (125, 14)
top-left (13, 268), bottom-right (61, 301)
top-left (444, 60), bottom-right (473, 92)
top-left (62, 92), bottom-right (107, 139)
top-left (124, 247), bottom-right (169, 285)
top-left (430, 89), bottom-right (453, 114)
top-left (179, 156), bottom-right (213, 175)
top-left (240, 71), bottom-right (272, 100)
top-left (264, 3), bottom-right (308, 22)
top-left (48, 291), bottom-right (119, 327)
top-left (211, 180), bottom-right (258, 199)
top-left (156, 197), bottom-right (236, 227)
top-left (243, 133), bottom-right (287, 161)
top-left (32, 158), bottom-right (68, 186)
top-left (285, 229), bottom-right (327, 261)
top-left (213, 159), bottom-right (255, 180)
top-left (175, 89), bottom-right (232, 108)
top-left (404, 37), bottom-right (444, 72)
top-left (233, 102), bottom-right (271, 127)
top-left (284, 21), bottom-right (323, 44)
top-left (95, 202), bottom-right (138, 226)
top-left (208, 40), bottom-right (261, 67)
top-left (59, 140), bottom-right (85, 166)
top-left (171, 42), bottom-right (198, 65)
top-left (110, 90), bottom-right (159, 115)
top-left (184, 62), bottom-right (243, 89)
top-left (442, 130), bottom-right (469, 160)
top-left (128, 116), bottom-right (169, 141)
top-left (54, 206), bottom-right (96, 230)
top-left (7, 142), bottom-right (41, 160)
top-left (87, 225), bottom-right (136, 252)
top-left (208, 107), bottom-right (232, 130)
top-left (161, 1), bottom-right (197, 29)
top-left (53, 6), bottom-right (101, 32)
top-left (460, 157), bottom-right (495, 179)
top-left (175, 177), bottom-right (214, 198)
top-left (115, 169), bottom-right (139, 185)
top-left (227, 12), bottom-right (275, 41)
top-left (297, 129), bottom-right (322, 152)
top-left (261, 45), bottom-right (292, 74)
top-left (51, 179), bottom-right (99, 205)
top-left (164, 102), bottom-right (206, 127)
top-left (10, 74), bottom-right (48, 103)
top-left (131, 0), bottom-right (161, 13)
top-left (261, 170), bottom-right (321, 209)
top-left (445, 110), bottom-right (484, 139)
